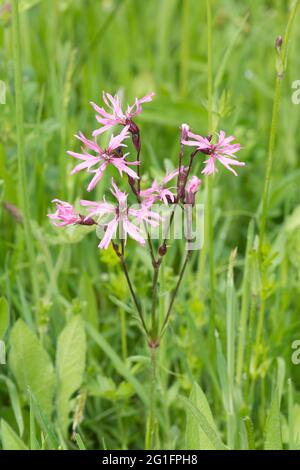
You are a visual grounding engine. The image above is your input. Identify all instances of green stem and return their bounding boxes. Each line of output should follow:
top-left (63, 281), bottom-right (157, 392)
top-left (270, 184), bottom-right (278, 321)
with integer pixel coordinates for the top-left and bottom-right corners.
top-left (12, 0), bottom-right (39, 303)
top-left (259, 0), bottom-right (300, 254)
top-left (259, 77), bottom-right (282, 254)
top-left (146, 228), bottom-right (156, 266)
top-left (206, 0), bottom-right (216, 328)
top-left (256, 1), bottom-right (300, 382)
top-left (150, 260), bottom-right (162, 341)
top-left (148, 346), bottom-right (158, 450)
top-left (159, 250), bottom-right (191, 339)
top-left (236, 220), bottom-right (254, 384)
top-left (114, 247), bottom-right (149, 337)
top-left (207, 0), bottom-right (213, 131)
top-left (179, 0), bottom-right (189, 98)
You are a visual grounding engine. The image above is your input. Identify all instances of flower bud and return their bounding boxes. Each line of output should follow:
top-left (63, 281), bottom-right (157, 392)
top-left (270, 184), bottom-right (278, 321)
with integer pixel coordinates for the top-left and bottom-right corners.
top-left (180, 123), bottom-right (190, 142)
top-left (78, 215), bottom-right (96, 226)
top-left (275, 35), bottom-right (284, 79)
top-left (177, 166), bottom-right (189, 199)
top-left (185, 176), bottom-right (202, 205)
top-left (158, 243), bottom-right (167, 257)
top-left (275, 35), bottom-right (283, 52)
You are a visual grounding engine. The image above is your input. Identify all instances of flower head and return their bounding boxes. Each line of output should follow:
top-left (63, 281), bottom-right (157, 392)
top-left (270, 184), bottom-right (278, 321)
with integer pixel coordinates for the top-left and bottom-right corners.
top-left (180, 123), bottom-right (190, 142)
top-left (48, 199), bottom-right (80, 226)
top-left (185, 176), bottom-right (202, 205)
top-left (67, 126), bottom-right (139, 191)
top-left (91, 92), bottom-right (155, 137)
top-left (81, 179), bottom-right (160, 249)
top-left (183, 130), bottom-right (244, 176)
top-left (140, 169), bottom-right (179, 207)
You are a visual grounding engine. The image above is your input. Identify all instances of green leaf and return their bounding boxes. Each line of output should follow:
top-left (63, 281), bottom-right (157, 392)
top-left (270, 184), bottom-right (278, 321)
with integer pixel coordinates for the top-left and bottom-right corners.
top-left (0, 297), bottom-right (9, 339)
top-left (183, 384), bottom-right (225, 450)
top-left (29, 392), bottom-right (40, 450)
top-left (0, 419), bottom-right (28, 450)
top-left (264, 388), bottom-right (283, 450)
top-left (74, 433), bottom-right (87, 450)
top-left (9, 319), bottom-right (56, 418)
top-left (27, 388), bottom-right (59, 449)
top-left (0, 375), bottom-right (24, 436)
top-left (56, 316), bottom-right (86, 436)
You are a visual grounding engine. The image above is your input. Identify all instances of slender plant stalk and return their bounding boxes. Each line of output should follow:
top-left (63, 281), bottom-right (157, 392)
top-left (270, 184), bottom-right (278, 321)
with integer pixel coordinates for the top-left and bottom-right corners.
top-left (136, 145), bottom-right (141, 195)
top-left (130, 124), bottom-right (161, 448)
top-left (179, 0), bottom-right (189, 98)
top-left (236, 220), bottom-right (254, 384)
top-left (114, 248), bottom-right (149, 337)
top-left (226, 249), bottom-right (236, 448)
top-left (12, 0), bottom-right (39, 303)
top-left (150, 260), bottom-right (162, 341)
top-left (202, 0), bottom-right (216, 329)
top-left (259, 0), bottom-right (300, 254)
top-left (256, 1), bottom-right (300, 374)
top-left (130, 133), bottom-right (156, 265)
top-left (148, 346), bottom-right (158, 450)
top-left (160, 251), bottom-right (192, 339)
top-left (259, 77), bottom-right (282, 254)
top-left (147, 231), bottom-right (156, 265)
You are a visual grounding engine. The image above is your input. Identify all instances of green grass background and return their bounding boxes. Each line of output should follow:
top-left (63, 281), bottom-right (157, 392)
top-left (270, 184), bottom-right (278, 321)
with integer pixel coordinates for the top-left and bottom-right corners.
top-left (0, 0), bottom-right (300, 450)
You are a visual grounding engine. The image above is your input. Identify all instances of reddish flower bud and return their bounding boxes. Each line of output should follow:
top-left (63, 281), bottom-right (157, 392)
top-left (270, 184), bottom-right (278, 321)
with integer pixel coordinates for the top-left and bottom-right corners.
top-left (159, 243), bottom-right (167, 257)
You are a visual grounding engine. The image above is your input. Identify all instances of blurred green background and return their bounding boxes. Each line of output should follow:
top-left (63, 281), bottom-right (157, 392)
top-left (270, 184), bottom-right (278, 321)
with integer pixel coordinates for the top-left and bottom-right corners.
top-left (0, 0), bottom-right (300, 450)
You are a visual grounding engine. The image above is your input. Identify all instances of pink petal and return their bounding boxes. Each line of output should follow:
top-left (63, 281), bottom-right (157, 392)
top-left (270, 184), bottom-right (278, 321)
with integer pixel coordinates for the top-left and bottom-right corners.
top-left (99, 217), bottom-right (119, 249)
top-left (108, 125), bottom-right (130, 152)
top-left (123, 219), bottom-right (145, 246)
top-left (217, 155), bottom-right (245, 176)
top-left (202, 157), bottom-right (216, 175)
top-left (87, 162), bottom-right (108, 191)
top-left (75, 132), bottom-right (101, 153)
top-left (92, 124), bottom-right (116, 137)
top-left (112, 158), bottom-right (139, 179)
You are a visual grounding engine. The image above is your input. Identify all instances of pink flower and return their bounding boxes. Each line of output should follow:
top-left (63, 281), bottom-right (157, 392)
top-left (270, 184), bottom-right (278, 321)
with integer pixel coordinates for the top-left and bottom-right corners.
top-left (180, 123), bottom-right (190, 142)
top-left (185, 176), bottom-right (202, 205)
top-left (81, 179), bottom-right (160, 249)
top-left (91, 92), bottom-right (155, 137)
top-left (140, 169), bottom-right (179, 207)
top-left (67, 126), bottom-right (139, 191)
top-left (183, 130), bottom-right (244, 176)
top-left (48, 199), bottom-right (80, 226)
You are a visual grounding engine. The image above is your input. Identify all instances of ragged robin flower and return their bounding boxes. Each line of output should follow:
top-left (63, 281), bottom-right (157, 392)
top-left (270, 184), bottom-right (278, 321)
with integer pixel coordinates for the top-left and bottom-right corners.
top-left (91, 91), bottom-right (155, 137)
top-left (67, 126), bottom-right (139, 191)
top-left (80, 179), bottom-right (160, 249)
top-left (48, 200), bottom-right (96, 227)
top-left (183, 130), bottom-right (244, 176)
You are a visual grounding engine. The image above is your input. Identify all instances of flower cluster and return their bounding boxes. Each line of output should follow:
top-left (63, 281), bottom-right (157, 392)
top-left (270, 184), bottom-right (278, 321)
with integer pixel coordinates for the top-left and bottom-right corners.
top-left (48, 91), bottom-right (244, 249)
